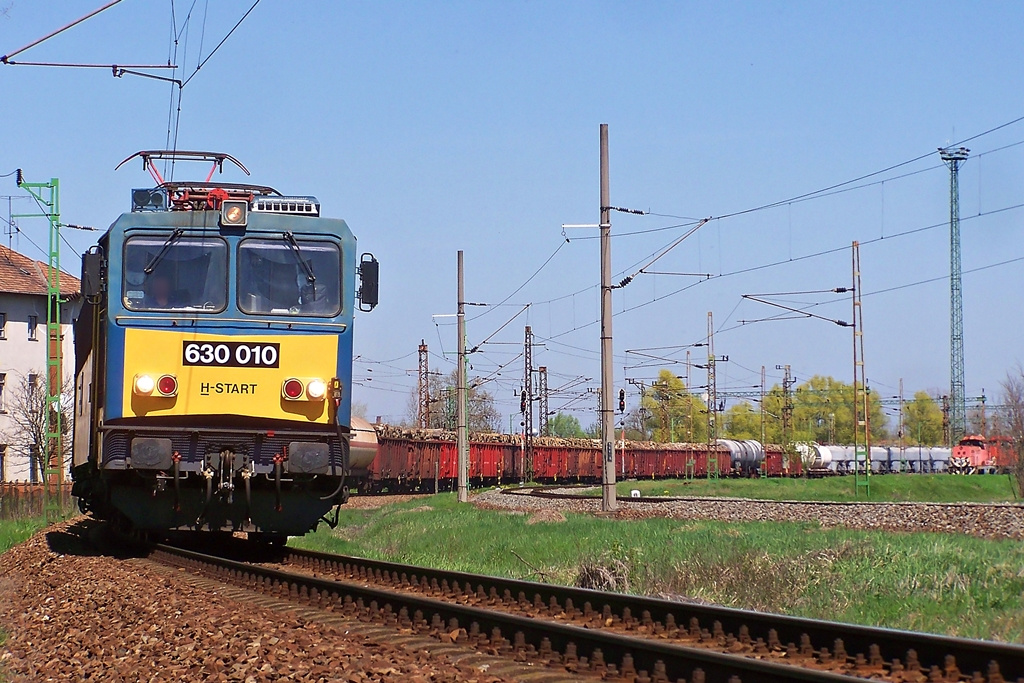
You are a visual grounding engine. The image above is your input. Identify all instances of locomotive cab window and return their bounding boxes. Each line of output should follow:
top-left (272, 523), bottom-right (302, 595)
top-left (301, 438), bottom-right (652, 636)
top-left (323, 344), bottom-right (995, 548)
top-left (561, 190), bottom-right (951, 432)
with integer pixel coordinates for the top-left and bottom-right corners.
top-left (123, 235), bottom-right (228, 312)
top-left (238, 237), bottom-right (341, 317)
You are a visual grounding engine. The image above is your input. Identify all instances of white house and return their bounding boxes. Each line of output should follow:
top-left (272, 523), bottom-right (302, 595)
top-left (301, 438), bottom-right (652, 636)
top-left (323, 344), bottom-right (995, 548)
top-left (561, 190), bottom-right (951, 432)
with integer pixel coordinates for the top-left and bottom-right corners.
top-left (0, 244), bottom-right (81, 482)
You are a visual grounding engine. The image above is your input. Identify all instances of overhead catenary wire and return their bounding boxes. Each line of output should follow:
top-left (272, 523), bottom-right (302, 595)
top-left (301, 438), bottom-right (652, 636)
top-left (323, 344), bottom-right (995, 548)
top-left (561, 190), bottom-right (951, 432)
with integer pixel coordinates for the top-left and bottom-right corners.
top-left (180, 0), bottom-right (260, 88)
top-left (467, 238), bottom-right (568, 322)
top-left (613, 217), bottom-right (710, 288)
top-left (545, 200), bottom-right (1024, 341)
top-left (1, 0), bottom-right (125, 63)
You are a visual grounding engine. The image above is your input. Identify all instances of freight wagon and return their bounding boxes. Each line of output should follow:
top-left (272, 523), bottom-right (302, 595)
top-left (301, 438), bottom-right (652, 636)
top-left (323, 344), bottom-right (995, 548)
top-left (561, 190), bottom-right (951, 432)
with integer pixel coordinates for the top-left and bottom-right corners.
top-left (359, 425), bottom-right (737, 492)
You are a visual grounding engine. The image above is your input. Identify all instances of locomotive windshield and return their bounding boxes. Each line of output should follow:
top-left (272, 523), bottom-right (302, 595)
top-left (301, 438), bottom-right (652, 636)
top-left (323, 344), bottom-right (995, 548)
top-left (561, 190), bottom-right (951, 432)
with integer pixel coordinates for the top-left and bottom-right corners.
top-left (123, 235), bottom-right (228, 312)
top-left (237, 237), bottom-right (341, 317)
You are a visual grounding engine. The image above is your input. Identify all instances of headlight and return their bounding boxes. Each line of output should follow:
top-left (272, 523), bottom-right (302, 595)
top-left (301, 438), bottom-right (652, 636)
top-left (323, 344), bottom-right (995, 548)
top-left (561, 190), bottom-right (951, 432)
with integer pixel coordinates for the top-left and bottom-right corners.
top-left (134, 374), bottom-right (155, 395)
top-left (306, 379), bottom-right (327, 400)
top-left (220, 199), bottom-right (248, 227)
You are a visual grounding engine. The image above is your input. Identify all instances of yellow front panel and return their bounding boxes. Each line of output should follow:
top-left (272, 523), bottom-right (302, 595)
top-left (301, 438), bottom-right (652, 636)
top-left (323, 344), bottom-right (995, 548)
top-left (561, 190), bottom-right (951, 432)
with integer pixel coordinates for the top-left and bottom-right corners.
top-left (122, 328), bottom-right (338, 423)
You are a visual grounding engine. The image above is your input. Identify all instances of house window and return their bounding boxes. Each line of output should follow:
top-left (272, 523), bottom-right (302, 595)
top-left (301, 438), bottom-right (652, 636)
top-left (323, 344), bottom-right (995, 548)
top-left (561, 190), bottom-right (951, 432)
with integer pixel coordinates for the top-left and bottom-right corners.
top-left (0, 444), bottom-right (6, 482)
top-left (28, 315), bottom-right (38, 341)
top-left (0, 373), bottom-right (5, 413)
top-left (0, 312), bottom-right (6, 339)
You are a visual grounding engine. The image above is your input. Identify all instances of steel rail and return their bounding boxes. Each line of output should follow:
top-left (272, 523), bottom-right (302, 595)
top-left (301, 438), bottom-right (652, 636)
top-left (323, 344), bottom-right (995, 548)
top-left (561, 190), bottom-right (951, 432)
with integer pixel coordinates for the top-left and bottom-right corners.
top-left (152, 542), bottom-right (855, 683)
top-left (278, 542), bottom-right (1024, 682)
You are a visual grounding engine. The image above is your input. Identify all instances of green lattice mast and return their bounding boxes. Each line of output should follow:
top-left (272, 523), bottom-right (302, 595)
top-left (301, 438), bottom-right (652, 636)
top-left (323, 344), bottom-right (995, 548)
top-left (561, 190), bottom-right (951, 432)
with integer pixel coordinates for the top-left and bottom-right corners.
top-left (13, 173), bottom-right (62, 522)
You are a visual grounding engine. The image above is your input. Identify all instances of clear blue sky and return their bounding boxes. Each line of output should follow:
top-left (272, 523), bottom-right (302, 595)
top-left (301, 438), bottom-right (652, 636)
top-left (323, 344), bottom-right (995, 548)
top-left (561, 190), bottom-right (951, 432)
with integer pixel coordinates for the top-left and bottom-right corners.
top-left (2, 1), bottom-right (1022, 428)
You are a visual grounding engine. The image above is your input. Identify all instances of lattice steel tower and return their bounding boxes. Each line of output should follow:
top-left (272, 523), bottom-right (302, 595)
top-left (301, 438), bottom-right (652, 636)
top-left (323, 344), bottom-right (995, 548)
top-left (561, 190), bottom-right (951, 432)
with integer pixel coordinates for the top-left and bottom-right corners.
top-left (940, 146), bottom-right (969, 444)
top-left (537, 366), bottom-right (549, 436)
top-left (417, 340), bottom-right (430, 428)
top-left (523, 325), bottom-right (534, 480)
top-left (705, 312), bottom-right (719, 479)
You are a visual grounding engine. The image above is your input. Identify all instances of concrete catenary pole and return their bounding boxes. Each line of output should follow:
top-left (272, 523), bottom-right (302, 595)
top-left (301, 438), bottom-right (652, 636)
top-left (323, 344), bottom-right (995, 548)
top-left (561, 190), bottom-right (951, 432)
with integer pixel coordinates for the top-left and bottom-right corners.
top-left (457, 251), bottom-right (469, 502)
top-left (599, 124), bottom-right (617, 512)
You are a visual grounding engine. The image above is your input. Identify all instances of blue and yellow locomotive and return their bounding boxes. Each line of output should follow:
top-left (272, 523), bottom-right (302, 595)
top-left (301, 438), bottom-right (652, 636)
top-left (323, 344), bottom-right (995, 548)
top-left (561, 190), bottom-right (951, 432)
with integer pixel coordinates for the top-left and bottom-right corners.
top-left (71, 151), bottom-right (378, 539)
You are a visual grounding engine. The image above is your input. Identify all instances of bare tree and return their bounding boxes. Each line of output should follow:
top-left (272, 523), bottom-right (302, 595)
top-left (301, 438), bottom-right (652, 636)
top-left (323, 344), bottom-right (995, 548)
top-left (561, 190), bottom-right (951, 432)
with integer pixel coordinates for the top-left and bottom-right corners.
top-left (404, 369), bottom-right (500, 433)
top-left (1000, 365), bottom-right (1024, 496)
top-left (0, 371), bottom-right (73, 483)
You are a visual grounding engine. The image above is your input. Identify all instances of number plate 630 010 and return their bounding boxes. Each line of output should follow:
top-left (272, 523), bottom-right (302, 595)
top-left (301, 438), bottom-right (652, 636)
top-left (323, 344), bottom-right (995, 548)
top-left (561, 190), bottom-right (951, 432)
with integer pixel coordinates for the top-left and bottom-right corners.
top-left (182, 341), bottom-right (280, 368)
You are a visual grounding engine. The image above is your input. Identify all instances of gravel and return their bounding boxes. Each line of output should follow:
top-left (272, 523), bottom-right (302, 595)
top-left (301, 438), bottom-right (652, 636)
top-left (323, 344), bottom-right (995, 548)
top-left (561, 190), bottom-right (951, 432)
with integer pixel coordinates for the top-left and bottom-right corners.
top-left (346, 494), bottom-right (433, 510)
top-left (0, 519), bottom-right (522, 682)
top-left (472, 488), bottom-right (1024, 539)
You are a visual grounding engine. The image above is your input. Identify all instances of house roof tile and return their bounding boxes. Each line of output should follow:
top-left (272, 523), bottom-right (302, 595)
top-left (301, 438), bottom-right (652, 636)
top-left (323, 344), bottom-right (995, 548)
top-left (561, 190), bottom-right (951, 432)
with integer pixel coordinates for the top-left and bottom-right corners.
top-left (0, 244), bottom-right (81, 297)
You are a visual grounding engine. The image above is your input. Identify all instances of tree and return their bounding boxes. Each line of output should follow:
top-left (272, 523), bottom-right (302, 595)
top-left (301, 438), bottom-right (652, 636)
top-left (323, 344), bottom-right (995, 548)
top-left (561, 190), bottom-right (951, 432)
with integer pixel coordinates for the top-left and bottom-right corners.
top-left (722, 401), bottom-right (761, 440)
top-left (547, 412), bottom-right (586, 438)
top-left (756, 374), bottom-right (888, 445)
top-left (999, 366), bottom-right (1024, 495)
top-left (404, 369), bottom-right (500, 433)
top-left (641, 369), bottom-right (707, 442)
top-left (902, 391), bottom-right (944, 446)
top-left (621, 406), bottom-right (650, 441)
top-left (0, 371), bottom-right (73, 483)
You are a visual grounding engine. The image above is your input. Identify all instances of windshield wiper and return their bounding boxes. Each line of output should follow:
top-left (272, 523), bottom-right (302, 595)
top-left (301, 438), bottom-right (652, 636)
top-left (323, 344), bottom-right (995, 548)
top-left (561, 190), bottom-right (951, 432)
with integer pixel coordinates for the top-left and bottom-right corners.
top-left (283, 231), bottom-right (316, 286)
top-left (143, 228), bottom-right (185, 274)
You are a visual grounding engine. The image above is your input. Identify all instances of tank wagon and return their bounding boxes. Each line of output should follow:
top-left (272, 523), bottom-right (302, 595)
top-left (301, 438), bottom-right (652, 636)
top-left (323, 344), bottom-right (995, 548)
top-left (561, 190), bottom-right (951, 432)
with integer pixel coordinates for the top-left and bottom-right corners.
top-left (71, 151), bottom-right (379, 538)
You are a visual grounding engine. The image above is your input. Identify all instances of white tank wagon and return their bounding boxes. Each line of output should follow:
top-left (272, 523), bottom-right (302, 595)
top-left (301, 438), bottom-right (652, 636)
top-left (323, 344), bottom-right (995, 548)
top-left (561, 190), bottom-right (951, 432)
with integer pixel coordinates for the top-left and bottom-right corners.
top-left (794, 442), bottom-right (833, 471)
top-left (348, 416), bottom-right (380, 478)
top-left (716, 439), bottom-right (764, 475)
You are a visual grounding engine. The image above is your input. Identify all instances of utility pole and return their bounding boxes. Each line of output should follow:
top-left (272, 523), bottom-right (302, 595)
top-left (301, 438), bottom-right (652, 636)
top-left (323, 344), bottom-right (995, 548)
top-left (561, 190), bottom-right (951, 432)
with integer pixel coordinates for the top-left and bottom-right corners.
top-left (940, 146), bottom-right (969, 446)
top-left (760, 365), bottom-right (766, 447)
top-left (851, 241), bottom-right (871, 496)
top-left (456, 251), bottom-right (469, 503)
top-left (523, 325), bottom-right (534, 480)
top-left (706, 312), bottom-right (722, 479)
top-left (778, 364), bottom-right (793, 472)
top-left (599, 124), bottom-right (617, 512)
top-left (897, 376), bottom-right (905, 473)
top-left (13, 173), bottom-right (63, 523)
top-left (706, 312), bottom-right (717, 444)
top-left (537, 366), bottom-right (549, 436)
top-left (941, 395), bottom-right (951, 447)
top-left (418, 340), bottom-right (430, 429)
top-left (685, 350), bottom-right (694, 441)
top-left (980, 391), bottom-right (987, 438)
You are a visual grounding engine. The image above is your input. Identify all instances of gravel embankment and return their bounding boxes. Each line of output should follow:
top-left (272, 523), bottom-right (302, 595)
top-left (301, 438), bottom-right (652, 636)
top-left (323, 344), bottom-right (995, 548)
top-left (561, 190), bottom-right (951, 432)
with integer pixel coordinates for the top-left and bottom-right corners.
top-left (346, 494), bottom-right (433, 509)
top-left (0, 519), bottom-right (518, 682)
top-left (473, 488), bottom-right (1024, 539)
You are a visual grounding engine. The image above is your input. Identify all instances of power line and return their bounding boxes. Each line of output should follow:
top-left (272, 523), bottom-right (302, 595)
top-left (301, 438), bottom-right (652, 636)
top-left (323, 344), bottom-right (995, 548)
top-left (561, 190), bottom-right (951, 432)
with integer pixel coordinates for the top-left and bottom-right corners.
top-left (549, 199), bottom-right (1024, 339)
top-left (468, 238), bottom-right (568, 322)
top-left (180, 0), bottom-right (260, 88)
top-left (1, 0), bottom-right (125, 63)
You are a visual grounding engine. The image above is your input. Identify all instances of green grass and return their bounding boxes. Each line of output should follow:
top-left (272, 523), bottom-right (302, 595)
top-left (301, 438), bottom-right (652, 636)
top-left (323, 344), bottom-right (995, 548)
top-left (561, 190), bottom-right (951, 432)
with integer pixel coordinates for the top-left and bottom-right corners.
top-left (293, 493), bottom-right (1024, 642)
top-left (0, 517), bottom-right (45, 555)
top-left (606, 473), bottom-right (1020, 503)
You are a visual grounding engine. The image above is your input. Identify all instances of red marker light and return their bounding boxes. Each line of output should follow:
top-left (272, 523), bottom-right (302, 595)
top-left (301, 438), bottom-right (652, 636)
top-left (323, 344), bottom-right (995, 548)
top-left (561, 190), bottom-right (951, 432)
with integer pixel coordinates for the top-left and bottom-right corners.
top-left (283, 378), bottom-right (304, 400)
top-left (157, 374), bottom-right (178, 396)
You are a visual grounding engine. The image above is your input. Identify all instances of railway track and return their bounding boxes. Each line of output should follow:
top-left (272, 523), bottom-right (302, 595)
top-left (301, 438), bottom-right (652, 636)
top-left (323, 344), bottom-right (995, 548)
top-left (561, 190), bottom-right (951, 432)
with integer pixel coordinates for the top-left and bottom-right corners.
top-left (504, 484), bottom-right (1024, 509)
top-left (155, 539), bottom-right (1024, 682)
